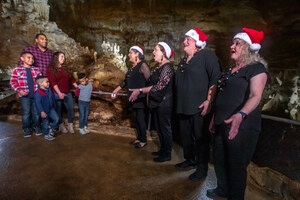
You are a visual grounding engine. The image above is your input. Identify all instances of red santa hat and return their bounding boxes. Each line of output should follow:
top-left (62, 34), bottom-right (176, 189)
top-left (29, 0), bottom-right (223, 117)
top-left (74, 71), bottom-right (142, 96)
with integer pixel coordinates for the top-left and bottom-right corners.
top-left (129, 46), bottom-right (144, 55)
top-left (158, 42), bottom-right (174, 59)
top-left (185, 28), bottom-right (208, 49)
top-left (233, 28), bottom-right (264, 53)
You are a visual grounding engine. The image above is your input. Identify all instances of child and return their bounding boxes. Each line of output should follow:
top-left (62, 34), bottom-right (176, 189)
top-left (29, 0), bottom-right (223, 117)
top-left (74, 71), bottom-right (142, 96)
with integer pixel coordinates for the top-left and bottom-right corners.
top-left (35, 76), bottom-right (59, 140)
top-left (76, 73), bottom-right (93, 135)
top-left (10, 51), bottom-right (42, 138)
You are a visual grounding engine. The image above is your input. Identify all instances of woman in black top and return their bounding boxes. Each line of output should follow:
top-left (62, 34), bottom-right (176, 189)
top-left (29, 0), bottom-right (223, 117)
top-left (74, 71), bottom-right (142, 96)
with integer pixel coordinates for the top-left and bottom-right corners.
top-left (207, 28), bottom-right (268, 200)
top-left (129, 42), bottom-right (174, 162)
top-left (175, 28), bottom-right (221, 182)
top-left (111, 46), bottom-right (150, 148)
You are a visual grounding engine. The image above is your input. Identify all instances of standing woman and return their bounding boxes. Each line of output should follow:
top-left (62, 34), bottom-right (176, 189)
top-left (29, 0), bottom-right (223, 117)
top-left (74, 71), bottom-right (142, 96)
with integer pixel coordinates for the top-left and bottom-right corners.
top-left (175, 28), bottom-right (221, 181)
top-left (207, 28), bottom-right (269, 200)
top-left (47, 52), bottom-right (77, 133)
top-left (129, 42), bottom-right (174, 162)
top-left (111, 46), bottom-right (150, 148)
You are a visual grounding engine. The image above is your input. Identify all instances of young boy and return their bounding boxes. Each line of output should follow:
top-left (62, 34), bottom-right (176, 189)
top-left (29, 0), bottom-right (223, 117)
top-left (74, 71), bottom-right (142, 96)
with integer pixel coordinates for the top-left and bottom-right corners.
top-left (35, 76), bottom-right (59, 140)
top-left (10, 51), bottom-right (42, 138)
top-left (76, 73), bottom-right (93, 135)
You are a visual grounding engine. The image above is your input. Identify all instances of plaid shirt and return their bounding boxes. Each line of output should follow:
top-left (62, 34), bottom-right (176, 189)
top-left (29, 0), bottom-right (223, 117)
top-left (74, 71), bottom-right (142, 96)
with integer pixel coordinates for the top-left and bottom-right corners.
top-left (10, 64), bottom-right (41, 97)
top-left (19, 45), bottom-right (54, 75)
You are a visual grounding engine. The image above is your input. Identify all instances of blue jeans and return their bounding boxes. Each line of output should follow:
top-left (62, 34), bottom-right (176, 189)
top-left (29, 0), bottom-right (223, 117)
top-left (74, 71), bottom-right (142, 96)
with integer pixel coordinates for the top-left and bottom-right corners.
top-left (55, 93), bottom-right (74, 124)
top-left (42, 108), bottom-right (59, 135)
top-left (20, 97), bottom-right (40, 131)
top-left (79, 100), bottom-right (90, 129)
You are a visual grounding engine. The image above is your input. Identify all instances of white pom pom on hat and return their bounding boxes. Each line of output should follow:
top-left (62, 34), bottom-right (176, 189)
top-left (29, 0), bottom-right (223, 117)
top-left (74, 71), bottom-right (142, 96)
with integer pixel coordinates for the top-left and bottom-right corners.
top-left (158, 42), bottom-right (174, 59)
top-left (233, 28), bottom-right (264, 53)
top-left (129, 46), bottom-right (144, 55)
top-left (185, 28), bottom-right (208, 49)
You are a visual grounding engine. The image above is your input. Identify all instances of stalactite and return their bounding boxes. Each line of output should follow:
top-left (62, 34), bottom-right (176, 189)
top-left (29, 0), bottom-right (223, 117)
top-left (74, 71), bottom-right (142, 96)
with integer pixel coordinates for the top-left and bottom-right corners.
top-left (101, 41), bottom-right (127, 73)
top-left (32, 0), bottom-right (50, 20)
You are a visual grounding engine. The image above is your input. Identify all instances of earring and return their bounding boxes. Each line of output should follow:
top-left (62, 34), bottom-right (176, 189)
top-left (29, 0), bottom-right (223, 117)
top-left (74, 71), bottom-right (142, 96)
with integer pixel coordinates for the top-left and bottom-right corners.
top-left (161, 55), bottom-right (164, 62)
top-left (135, 57), bottom-right (137, 62)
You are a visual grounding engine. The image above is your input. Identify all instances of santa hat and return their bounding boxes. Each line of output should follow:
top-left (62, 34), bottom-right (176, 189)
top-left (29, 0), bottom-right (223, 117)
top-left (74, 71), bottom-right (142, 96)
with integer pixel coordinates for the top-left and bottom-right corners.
top-left (158, 42), bottom-right (174, 59)
top-left (129, 46), bottom-right (144, 55)
top-left (233, 28), bottom-right (264, 53)
top-left (185, 28), bottom-right (208, 49)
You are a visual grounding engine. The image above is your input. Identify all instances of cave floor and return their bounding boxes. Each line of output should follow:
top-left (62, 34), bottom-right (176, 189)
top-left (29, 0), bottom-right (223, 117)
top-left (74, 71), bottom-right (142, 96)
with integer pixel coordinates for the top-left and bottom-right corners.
top-left (0, 121), bottom-right (280, 200)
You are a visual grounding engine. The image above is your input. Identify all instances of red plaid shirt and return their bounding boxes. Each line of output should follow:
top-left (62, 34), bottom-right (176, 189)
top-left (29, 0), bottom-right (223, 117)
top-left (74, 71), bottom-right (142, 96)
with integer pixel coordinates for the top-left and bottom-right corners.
top-left (19, 45), bottom-right (54, 75)
top-left (10, 64), bottom-right (41, 97)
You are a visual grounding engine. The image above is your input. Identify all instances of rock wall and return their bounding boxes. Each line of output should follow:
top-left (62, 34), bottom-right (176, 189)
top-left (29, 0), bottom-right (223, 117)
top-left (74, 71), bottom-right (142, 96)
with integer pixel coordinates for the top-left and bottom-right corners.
top-left (48, 0), bottom-right (300, 121)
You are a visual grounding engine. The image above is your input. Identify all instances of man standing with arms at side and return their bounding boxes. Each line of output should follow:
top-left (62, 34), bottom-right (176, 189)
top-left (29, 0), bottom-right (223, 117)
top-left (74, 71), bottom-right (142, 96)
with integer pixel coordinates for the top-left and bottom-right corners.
top-left (20, 33), bottom-right (54, 75)
top-left (175, 28), bottom-right (221, 182)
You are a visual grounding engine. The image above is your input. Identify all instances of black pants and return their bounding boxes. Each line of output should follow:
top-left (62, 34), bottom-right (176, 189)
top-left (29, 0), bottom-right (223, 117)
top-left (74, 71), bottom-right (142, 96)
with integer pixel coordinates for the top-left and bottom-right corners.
top-left (213, 123), bottom-right (259, 200)
top-left (132, 108), bottom-right (147, 143)
top-left (153, 106), bottom-right (173, 154)
top-left (178, 113), bottom-right (210, 171)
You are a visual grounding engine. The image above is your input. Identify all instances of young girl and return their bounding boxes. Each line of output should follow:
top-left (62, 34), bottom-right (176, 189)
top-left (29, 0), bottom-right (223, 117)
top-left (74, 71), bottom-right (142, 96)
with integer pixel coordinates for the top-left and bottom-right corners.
top-left (46, 52), bottom-right (77, 133)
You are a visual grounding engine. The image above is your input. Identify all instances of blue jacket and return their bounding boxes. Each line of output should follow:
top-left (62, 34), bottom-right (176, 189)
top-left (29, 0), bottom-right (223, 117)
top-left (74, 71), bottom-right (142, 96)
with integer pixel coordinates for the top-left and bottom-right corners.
top-left (35, 87), bottom-right (55, 115)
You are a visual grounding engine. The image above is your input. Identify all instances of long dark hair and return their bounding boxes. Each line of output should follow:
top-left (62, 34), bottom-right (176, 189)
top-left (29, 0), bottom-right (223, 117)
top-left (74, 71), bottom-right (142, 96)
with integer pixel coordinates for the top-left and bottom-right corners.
top-left (48, 51), bottom-right (71, 78)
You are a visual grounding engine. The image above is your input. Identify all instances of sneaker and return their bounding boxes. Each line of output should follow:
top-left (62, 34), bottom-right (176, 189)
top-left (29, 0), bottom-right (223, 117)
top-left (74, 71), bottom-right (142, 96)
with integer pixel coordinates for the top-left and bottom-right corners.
top-left (79, 128), bottom-right (86, 135)
top-left (175, 160), bottom-right (196, 170)
top-left (68, 123), bottom-right (75, 134)
top-left (84, 126), bottom-right (90, 134)
top-left (59, 123), bottom-right (68, 133)
top-left (23, 128), bottom-right (32, 138)
top-left (44, 134), bottom-right (55, 141)
top-left (34, 127), bottom-right (43, 136)
top-left (189, 169), bottom-right (207, 182)
top-left (49, 129), bottom-right (55, 137)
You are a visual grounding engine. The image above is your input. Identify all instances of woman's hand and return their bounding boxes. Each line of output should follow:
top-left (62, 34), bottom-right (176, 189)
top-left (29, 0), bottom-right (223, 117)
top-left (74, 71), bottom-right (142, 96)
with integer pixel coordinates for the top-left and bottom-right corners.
top-left (58, 92), bottom-right (65, 99)
top-left (224, 113), bottom-right (243, 140)
top-left (198, 100), bottom-right (211, 116)
top-left (128, 89), bottom-right (139, 102)
top-left (209, 114), bottom-right (215, 134)
top-left (19, 90), bottom-right (28, 97)
top-left (111, 88), bottom-right (119, 99)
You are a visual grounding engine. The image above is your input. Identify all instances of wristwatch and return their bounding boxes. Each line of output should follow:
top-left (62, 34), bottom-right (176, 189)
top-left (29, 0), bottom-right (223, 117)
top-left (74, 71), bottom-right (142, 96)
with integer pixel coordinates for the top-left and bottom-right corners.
top-left (139, 88), bottom-right (143, 94)
top-left (237, 111), bottom-right (247, 119)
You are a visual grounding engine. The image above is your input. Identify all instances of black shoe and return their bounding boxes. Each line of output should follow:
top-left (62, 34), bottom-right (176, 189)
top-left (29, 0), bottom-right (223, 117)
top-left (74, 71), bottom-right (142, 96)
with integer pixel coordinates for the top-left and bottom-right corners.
top-left (206, 188), bottom-right (228, 199)
top-left (152, 150), bottom-right (163, 156)
top-left (135, 142), bottom-right (147, 149)
top-left (175, 160), bottom-right (196, 170)
top-left (189, 169), bottom-right (207, 182)
top-left (153, 156), bottom-right (171, 162)
top-left (153, 152), bottom-right (171, 162)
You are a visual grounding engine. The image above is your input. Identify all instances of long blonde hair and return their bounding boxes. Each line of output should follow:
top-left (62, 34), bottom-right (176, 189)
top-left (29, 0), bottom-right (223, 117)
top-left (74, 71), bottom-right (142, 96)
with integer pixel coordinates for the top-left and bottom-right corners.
top-left (237, 40), bottom-right (268, 68)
